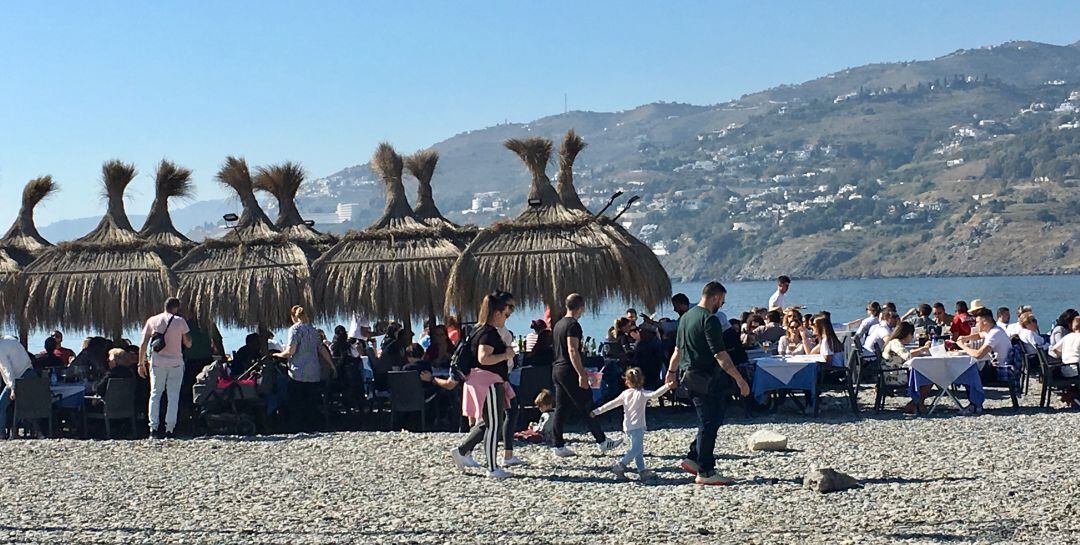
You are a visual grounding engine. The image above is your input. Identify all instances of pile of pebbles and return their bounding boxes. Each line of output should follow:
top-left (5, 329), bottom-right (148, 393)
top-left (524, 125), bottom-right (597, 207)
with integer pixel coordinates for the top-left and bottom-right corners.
top-left (1, 389), bottom-right (1077, 544)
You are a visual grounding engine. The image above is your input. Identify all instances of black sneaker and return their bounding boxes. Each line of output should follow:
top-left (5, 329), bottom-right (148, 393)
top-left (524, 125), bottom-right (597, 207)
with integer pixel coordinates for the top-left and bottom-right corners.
top-left (149, 427), bottom-right (163, 440)
top-left (164, 431), bottom-right (176, 440)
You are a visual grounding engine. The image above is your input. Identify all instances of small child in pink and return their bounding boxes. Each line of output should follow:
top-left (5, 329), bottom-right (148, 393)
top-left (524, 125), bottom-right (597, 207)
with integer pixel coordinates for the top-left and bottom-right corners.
top-left (592, 367), bottom-right (670, 480)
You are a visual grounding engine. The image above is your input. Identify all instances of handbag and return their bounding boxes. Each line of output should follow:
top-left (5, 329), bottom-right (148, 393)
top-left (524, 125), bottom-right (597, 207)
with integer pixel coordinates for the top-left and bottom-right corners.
top-left (150, 315), bottom-right (176, 353)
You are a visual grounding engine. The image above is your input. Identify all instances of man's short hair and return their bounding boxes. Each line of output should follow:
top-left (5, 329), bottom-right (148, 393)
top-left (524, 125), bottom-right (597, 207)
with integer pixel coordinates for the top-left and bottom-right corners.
top-left (766, 310), bottom-right (782, 324)
top-left (165, 297), bottom-right (181, 313)
top-left (868, 301), bottom-right (882, 315)
top-left (880, 310), bottom-right (897, 321)
top-left (974, 308), bottom-right (994, 321)
top-left (997, 307), bottom-right (1010, 319)
top-left (702, 281), bottom-right (726, 297)
top-left (918, 303), bottom-right (932, 317)
top-left (932, 302), bottom-right (945, 311)
top-left (565, 293), bottom-right (585, 312)
top-left (625, 308), bottom-right (637, 316)
top-left (956, 300), bottom-right (969, 313)
top-left (671, 293), bottom-right (690, 307)
top-left (777, 275), bottom-right (791, 284)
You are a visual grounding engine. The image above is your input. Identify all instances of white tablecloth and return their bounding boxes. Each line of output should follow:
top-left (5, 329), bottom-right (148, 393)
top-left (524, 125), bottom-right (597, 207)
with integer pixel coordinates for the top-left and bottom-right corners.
top-left (753, 355), bottom-right (822, 384)
top-left (908, 355), bottom-right (977, 388)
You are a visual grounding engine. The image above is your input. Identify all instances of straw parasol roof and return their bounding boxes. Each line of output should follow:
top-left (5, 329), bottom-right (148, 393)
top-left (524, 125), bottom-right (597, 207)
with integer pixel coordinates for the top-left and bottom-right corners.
top-left (17, 161), bottom-right (179, 337)
top-left (174, 157), bottom-right (315, 331)
top-left (445, 136), bottom-right (635, 315)
top-left (253, 161), bottom-right (337, 253)
top-left (138, 160), bottom-right (196, 254)
top-left (0, 176), bottom-right (57, 322)
top-left (556, 130), bottom-right (671, 311)
top-left (312, 143), bottom-right (462, 323)
top-left (406, 149), bottom-right (478, 247)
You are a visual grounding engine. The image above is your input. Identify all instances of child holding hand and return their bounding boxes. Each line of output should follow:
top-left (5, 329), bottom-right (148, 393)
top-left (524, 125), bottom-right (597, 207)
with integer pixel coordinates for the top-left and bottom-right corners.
top-left (591, 367), bottom-right (670, 480)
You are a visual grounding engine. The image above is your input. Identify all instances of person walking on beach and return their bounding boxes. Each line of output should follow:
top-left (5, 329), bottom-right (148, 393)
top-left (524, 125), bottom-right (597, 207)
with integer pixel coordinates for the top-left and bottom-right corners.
top-left (138, 297), bottom-right (192, 439)
top-left (550, 293), bottom-right (621, 457)
top-left (591, 367), bottom-right (670, 480)
top-left (451, 291), bottom-right (520, 478)
top-left (665, 282), bottom-right (750, 485)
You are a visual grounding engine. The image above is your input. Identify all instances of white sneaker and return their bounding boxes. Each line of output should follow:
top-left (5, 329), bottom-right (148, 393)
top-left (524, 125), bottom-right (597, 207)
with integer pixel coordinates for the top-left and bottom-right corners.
top-left (487, 467), bottom-right (513, 479)
top-left (450, 448), bottom-right (479, 472)
top-left (502, 456), bottom-right (529, 467)
top-left (598, 438), bottom-right (623, 453)
top-left (552, 446), bottom-right (577, 458)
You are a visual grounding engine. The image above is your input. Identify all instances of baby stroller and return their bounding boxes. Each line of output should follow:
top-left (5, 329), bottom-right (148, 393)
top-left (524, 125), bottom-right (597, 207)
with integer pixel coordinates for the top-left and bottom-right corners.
top-left (192, 356), bottom-right (286, 435)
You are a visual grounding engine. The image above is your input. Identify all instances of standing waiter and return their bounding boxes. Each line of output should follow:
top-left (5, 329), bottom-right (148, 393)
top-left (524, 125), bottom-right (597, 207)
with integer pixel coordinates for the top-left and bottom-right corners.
top-left (665, 282), bottom-right (750, 485)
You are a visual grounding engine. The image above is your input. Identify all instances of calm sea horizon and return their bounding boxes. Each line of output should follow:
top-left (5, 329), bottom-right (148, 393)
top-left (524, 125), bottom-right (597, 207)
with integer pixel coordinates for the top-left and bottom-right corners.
top-left (22, 274), bottom-right (1079, 353)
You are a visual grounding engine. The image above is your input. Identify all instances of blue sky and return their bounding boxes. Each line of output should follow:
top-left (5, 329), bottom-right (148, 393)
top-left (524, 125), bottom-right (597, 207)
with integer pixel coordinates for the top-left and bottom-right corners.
top-left (1, 0), bottom-right (1078, 225)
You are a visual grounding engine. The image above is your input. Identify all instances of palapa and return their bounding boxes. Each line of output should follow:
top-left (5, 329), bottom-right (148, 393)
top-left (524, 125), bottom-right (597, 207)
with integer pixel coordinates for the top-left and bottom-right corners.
top-left (138, 160), bottom-right (197, 254)
top-left (17, 161), bottom-right (179, 338)
top-left (174, 157), bottom-right (314, 331)
top-left (0, 176), bottom-right (57, 321)
top-left (406, 149), bottom-right (479, 247)
top-left (556, 129), bottom-right (671, 311)
top-left (253, 161), bottom-right (337, 254)
top-left (313, 143), bottom-right (461, 323)
top-left (445, 136), bottom-right (632, 315)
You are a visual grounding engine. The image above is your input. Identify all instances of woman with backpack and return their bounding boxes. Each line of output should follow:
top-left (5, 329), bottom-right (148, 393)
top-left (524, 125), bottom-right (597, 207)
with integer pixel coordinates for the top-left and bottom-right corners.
top-left (450, 291), bottom-right (526, 478)
top-left (273, 305), bottom-right (334, 433)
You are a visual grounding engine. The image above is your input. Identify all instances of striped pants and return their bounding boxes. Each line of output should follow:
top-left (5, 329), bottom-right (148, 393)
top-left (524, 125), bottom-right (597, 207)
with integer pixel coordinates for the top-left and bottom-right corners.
top-left (457, 382), bottom-right (507, 472)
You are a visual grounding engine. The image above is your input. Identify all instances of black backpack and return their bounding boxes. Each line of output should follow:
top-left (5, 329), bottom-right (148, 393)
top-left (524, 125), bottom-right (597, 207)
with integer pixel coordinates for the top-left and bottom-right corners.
top-left (449, 330), bottom-right (479, 381)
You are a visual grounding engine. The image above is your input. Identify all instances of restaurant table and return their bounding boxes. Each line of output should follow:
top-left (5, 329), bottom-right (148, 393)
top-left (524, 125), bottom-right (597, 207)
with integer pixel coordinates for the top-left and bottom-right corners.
top-left (51, 382), bottom-right (90, 409)
top-left (750, 355), bottom-right (821, 406)
top-left (907, 355), bottom-right (984, 415)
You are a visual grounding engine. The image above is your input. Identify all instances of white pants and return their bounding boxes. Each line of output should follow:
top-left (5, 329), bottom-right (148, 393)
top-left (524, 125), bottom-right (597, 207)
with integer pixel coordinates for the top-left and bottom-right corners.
top-left (149, 361), bottom-right (184, 432)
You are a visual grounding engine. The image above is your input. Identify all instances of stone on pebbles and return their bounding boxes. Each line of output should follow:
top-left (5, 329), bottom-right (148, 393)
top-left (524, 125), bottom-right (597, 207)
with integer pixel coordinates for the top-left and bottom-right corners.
top-left (747, 429), bottom-right (788, 451)
top-left (804, 466), bottom-right (861, 493)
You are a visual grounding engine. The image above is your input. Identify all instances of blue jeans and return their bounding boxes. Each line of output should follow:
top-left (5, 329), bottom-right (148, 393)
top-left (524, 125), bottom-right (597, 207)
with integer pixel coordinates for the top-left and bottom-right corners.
top-left (620, 428), bottom-right (646, 471)
top-left (688, 392), bottom-right (727, 475)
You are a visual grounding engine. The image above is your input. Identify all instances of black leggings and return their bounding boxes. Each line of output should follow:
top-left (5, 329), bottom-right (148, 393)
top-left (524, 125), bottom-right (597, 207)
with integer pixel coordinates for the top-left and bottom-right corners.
top-left (288, 380), bottom-right (323, 433)
top-left (457, 383), bottom-right (508, 471)
top-left (552, 365), bottom-right (606, 449)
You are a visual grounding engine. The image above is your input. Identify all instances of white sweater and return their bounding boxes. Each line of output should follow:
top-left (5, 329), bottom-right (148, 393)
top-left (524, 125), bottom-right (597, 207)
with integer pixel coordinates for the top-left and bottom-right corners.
top-left (592, 384), bottom-right (671, 432)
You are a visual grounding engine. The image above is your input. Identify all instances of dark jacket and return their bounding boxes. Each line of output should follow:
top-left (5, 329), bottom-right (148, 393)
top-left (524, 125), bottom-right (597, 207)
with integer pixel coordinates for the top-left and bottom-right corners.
top-left (93, 365), bottom-right (135, 397)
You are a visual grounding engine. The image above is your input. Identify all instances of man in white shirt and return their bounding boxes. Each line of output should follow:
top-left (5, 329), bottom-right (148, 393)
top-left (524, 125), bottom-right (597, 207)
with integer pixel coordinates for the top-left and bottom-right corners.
top-left (138, 297), bottom-right (192, 439)
top-left (957, 309), bottom-right (1014, 371)
top-left (767, 275), bottom-right (791, 311)
top-left (852, 301), bottom-right (883, 344)
top-left (996, 307), bottom-right (1010, 331)
top-left (862, 309), bottom-right (897, 355)
top-left (0, 336), bottom-right (34, 439)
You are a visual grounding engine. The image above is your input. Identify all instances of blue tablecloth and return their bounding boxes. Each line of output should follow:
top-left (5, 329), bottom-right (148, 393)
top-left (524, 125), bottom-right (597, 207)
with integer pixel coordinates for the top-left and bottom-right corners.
top-left (908, 358), bottom-right (985, 407)
top-left (751, 358), bottom-right (819, 404)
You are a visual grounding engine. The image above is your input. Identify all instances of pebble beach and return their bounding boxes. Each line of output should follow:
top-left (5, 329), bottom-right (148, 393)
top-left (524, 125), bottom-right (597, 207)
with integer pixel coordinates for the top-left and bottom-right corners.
top-left (2, 391), bottom-right (1078, 545)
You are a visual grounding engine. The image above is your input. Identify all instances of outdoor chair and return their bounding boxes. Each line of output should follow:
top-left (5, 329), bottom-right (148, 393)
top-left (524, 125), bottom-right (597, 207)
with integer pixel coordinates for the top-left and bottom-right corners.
top-left (1037, 347), bottom-right (1080, 409)
top-left (10, 375), bottom-right (53, 439)
top-left (976, 340), bottom-right (1024, 410)
top-left (387, 370), bottom-right (438, 432)
top-left (873, 352), bottom-right (910, 413)
top-left (815, 342), bottom-right (860, 416)
top-left (83, 378), bottom-right (137, 439)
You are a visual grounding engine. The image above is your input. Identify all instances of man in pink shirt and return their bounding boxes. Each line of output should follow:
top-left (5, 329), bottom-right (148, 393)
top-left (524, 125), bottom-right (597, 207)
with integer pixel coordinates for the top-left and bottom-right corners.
top-left (138, 297), bottom-right (192, 439)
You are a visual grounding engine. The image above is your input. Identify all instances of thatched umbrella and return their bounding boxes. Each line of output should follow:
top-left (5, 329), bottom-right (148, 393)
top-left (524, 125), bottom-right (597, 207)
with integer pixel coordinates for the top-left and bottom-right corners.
top-left (0, 176), bottom-right (56, 334)
top-left (556, 130), bottom-right (671, 311)
top-left (138, 160), bottom-right (196, 254)
top-left (17, 161), bottom-right (179, 339)
top-left (312, 143), bottom-right (461, 323)
top-left (253, 161), bottom-right (337, 253)
top-left (445, 137), bottom-right (634, 315)
top-left (174, 157), bottom-right (314, 332)
top-left (406, 149), bottom-right (478, 247)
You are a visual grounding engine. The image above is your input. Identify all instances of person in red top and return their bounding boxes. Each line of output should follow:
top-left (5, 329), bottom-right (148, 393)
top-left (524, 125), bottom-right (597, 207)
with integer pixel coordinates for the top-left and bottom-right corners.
top-left (50, 330), bottom-right (77, 364)
top-left (445, 316), bottom-right (462, 345)
top-left (950, 301), bottom-right (975, 337)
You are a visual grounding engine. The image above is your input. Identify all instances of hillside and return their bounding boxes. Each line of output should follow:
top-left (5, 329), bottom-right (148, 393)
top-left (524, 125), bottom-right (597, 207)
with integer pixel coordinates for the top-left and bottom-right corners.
top-left (40, 39), bottom-right (1080, 280)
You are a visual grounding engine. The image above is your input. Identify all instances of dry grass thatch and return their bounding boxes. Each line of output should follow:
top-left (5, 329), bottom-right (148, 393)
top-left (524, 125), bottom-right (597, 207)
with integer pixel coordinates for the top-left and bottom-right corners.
top-left (406, 148), bottom-right (478, 248)
top-left (557, 129), bottom-right (589, 211)
top-left (445, 136), bottom-right (642, 315)
top-left (173, 156), bottom-right (314, 330)
top-left (313, 143), bottom-right (461, 322)
top-left (16, 161), bottom-right (181, 336)
top-left (139, 159), bottom-right (196, 253)
top-left (1, 176), bottom-right (57, 266)
top-left (253, 161), bottom-right (337, 252)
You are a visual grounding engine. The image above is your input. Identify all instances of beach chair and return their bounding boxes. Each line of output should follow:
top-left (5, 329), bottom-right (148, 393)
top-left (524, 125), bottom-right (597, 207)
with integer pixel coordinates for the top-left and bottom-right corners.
top-left (83, 378), bottom-right (137, 439)
top-left (387, 371), bottom-right (438, 432)
top-left (977, 340), bottom-right (1023, 410)
top-left (815, 342), bottom-right (860, 416)
top-left (1037, 347), bottom-right (1080, 409)
top-left (873, 353), bottom-right (910, 413)
top-left (10, 375), bottom-right (53, 439)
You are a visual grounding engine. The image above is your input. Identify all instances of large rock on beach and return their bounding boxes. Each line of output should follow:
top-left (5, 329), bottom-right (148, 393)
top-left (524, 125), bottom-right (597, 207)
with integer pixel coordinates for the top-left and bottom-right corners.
top-left (747, 429), bottom-right (788, 451)
top-left (804, 466), bottom-right (861, 493)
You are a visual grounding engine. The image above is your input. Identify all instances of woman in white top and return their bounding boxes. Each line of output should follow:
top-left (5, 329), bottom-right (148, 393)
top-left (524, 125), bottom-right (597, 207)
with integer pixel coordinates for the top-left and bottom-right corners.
top-left (880, 322), bottom-right (932, 413)
top-left (808, 315), bottom-right (845, 368)
top-left (778, 314), bottom-right (814, 355)
top-left (1050, 309), bottom-right (1079, 348)
top-left (1050, 316), bottom-right (1080, 380)
top-left (1014, 312), bottom-right (1048, 355)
